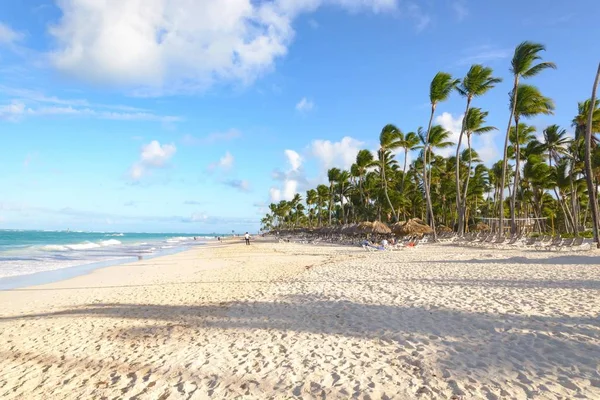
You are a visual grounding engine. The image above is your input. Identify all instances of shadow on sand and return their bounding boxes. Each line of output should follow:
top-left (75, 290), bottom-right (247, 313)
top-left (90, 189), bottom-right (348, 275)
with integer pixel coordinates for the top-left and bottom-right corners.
top-left (2, 294), bottom-right (599, 397)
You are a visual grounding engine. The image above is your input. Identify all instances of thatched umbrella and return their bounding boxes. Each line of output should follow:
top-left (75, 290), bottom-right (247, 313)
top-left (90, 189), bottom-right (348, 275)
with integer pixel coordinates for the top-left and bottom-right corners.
top-left (341, 224), bottom-right (355, 235)
top-left (471, 222), bottom-right (490, 232)
top-left (356, 221), bottom-right (374, 234)
top-left (371, 221), bottom-right (391, 235)
top-left (398, 218), bottom-right (433, 236)
top-left (390, 222), bottom-right (405, 235)
top-left (437, 225), bottom-right (453, 233)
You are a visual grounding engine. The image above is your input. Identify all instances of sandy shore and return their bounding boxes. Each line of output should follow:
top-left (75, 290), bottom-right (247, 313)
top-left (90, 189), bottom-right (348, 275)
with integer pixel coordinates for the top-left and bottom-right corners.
top-left (1, 239), bottom-right (599, 399)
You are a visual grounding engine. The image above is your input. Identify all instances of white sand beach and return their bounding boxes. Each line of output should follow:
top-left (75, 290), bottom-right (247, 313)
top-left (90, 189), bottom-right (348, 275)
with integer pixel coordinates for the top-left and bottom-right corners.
top-left (1, 239), bottom-right (599, 399)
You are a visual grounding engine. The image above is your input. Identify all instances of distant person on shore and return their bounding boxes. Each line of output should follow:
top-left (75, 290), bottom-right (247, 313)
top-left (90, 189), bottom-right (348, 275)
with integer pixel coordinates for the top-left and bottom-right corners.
top-left (244, 232), bottom-right (250, 245)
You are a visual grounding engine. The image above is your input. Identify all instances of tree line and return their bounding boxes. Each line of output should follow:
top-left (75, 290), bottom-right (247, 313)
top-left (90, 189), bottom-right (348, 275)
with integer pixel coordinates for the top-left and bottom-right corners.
top-left (261, 41), bottom-right (600, 247)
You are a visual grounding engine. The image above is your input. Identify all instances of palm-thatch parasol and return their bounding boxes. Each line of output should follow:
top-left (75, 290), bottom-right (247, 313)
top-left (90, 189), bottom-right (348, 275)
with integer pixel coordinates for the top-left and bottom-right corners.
top-left (370, 221), bottom-right (391, 235)
top-left (471, 222), bottom-right (490, 232)
top-left (355, 221), bottom-right (374, 234)
top-left (437, 225), bottom-right (453, 233)
top-left (397, 218), bottom-right (433, 236)
top-left (390, 222), bottom-right (405, 235)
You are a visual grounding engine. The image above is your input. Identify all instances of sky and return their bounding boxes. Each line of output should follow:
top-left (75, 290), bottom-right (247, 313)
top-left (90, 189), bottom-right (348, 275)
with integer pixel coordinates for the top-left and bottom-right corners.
top-left (0, 0), bottom-right (599, 233)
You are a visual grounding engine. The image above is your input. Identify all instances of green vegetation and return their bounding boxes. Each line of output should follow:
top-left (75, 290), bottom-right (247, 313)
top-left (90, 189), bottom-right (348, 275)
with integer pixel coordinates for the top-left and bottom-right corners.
top-left (262, 43), bottom-right (600, 246)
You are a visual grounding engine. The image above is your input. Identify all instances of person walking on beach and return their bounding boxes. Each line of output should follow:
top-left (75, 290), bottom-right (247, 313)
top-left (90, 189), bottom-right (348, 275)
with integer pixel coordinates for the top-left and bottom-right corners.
top-left (244, 232), bottom-right (250, 245)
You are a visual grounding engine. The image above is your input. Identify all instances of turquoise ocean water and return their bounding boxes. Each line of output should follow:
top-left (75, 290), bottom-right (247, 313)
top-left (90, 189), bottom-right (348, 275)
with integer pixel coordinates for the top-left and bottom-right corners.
top-left (0, 230), bottom-right (220, 286)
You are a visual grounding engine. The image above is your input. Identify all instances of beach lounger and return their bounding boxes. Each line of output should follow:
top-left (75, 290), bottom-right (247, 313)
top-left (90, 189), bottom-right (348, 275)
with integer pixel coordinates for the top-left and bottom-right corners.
top-left (570, 236), bottom-right (585, 250)
top-left (554, 237), bottom-right (574, 251)
top-left (542, 236), bottom-right (562, 250)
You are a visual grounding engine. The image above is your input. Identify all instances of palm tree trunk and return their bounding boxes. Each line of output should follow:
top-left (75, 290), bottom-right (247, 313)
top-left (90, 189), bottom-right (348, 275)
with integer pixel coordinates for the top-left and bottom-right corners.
top-left (401, 148), bottom-right (408, 191)
top-left (510, 119), bottom-right (520, 235)
top-left (569, 161), bottom-right (579, 235)
top-left (455, 97), bottom-right (471, 235)
top-left (462, 134), bottom-right (474, 231)
top-left (328, 184), bottom-right (333, 226)
top-left (423, 106), bottom-right (438, 240)
top-left (381, 154), bottom-right (398, 222)
top-left (584, 62), bottom-right (600, 248)
top-left (500, 75), bottom-right (519, 235)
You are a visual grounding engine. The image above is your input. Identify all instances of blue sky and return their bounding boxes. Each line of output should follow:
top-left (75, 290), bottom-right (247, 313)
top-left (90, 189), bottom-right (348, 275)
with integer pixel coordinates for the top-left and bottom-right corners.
top-left (0, 0), bottom-right (598, 233)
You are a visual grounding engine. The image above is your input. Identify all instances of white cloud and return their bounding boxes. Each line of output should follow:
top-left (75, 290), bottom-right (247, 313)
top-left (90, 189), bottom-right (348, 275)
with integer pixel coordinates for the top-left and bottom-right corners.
top-left (296, 97), bottom-right (314, 112)
top-left (452, 0), bottom-right (468, 21)
top-left (0, 23), bottom-right (23, 46)
top-left (209, 151), bottom-right (235, 171)
top-left (473, 131), bottom-right (500, 166)
top-left (434, 112), bottom-right (463, 157)
top-left (129, 140), bottom-right (177, 180)
top-left (223, 179), bottom-right (251, 192)
top-left (457, 44), bottom-right (511, 66)
top-left (269, 187), bottom-right (282, 202)
top-left (310, 136), bottom-right (364, 171)
top-left (0, 101), bottom-right (26, 121)
top-left (0, 87), bottom-right (180, 123)
top-left (47, 0), bottom-right (410, 94)
top-left (284, 149), bottom-right (302, 171)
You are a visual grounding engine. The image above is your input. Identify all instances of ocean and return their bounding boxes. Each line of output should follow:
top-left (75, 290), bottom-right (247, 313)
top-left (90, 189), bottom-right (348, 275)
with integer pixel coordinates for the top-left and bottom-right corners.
top-left (0, 230), bottom-right (220, 288)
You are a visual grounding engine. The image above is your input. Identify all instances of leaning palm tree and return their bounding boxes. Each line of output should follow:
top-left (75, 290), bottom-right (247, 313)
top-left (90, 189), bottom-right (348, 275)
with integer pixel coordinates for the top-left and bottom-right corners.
top-left (455, 65), bottom-right (502, 234)
top-left (424, 72), bottom-right (459, 237)
top-left (509, 84), bottom-right (555, 233)
top-left (584, 62), bottom-right (600, 247)
top-left (573, 99), bottom-right (600, 142)
top-left (379, 124), bottom-right (402, 221)
top-left (399, 131), bottom-right (420, 191)
top-left (461, 108), bottom-right (496, 231)
top-left (499, 41), bottom-right (556, 234)
top-left (327, 167), bottom-right (340, 225)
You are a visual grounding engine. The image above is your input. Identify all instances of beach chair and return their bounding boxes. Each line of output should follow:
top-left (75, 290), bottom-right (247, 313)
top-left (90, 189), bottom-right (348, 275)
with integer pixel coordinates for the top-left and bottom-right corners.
top-left (491, 236), bottom-right (506, 248)
top-left (554, 237), bottom-right (574, 251)
top-left (543, 235), bottom-right (562, 250)
top-left (570, 236), bottom-right (585, 250)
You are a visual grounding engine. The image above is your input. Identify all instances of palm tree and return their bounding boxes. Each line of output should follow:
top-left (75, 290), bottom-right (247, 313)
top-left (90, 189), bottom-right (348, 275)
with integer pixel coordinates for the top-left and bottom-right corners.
top-left (573, 99), bottom-right (600, 142)
top-left (541, 124), bottom-right (572, 231)
top-left (306, 189), bottom-right (317, 227)
top-left (399, 131), bottom-right (420, 191)
top-left (424, 72), bottom-right (459, 237)
top-left (455, 65), bottom-right (502, 234)
top-left (499, 41), bottom-right (556, 234)
top-left (338, 170), bottom-right (351, 224)
top-left (461, 108), bottom-right (496, 231)
top-left (354, 149), bottom-right (376, 213)
top-left (327, 168), bottom-right (340, 225)
top-left (509, 84), bottom-right (555, 233)
top-left (379, 124), bottom-right (402, 221)
top-left (585, 62), bottom-right (600, 247)
top-left (316, 184), bottom-right (329, 227)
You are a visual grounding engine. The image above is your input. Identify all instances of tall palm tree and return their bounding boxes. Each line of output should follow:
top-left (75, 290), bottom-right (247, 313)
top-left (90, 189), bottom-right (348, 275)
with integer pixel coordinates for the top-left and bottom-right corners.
top-left (306, 189), bottom-right (317, 227)
top-left (509, 84), bottom-right (555, 233)
top-left (573, 99), bottom-right (600, 142)
top-left (399, 131), bottom-right (420, 191)
top-left (327, 168), bottom-right (341, 225)
top-left (455, 65), bottom-right (502, 234)
top-left (499, 41), bottom-right (556, 234)
top-left (379, 124), bottom-right (402, 221)
top-left (585, 62), bottom-right (600, 247)
top-left (424, 72), bottom-right (459, 237)
top-left (354, 149), bottom-right (376, 212)
top-left (461, 108), bottom-right (496, 230)
top-left (541, 124), bottom-right (572, 231)
top-left (338, 170), bottom-right (351, 224)
top-left (316, 184), bottom-right (329, 227)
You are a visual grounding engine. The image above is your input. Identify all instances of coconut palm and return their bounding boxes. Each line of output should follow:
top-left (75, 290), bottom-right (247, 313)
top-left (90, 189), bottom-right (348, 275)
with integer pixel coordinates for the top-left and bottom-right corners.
top-left (499, 41), bottom-right (556, 234)
top-left (424, 72), bottom-right (459, 237)
top-left (573, 99), bottom-right (600, 142)
top-left (337, 170), bottom-right (351, 224)
top-left (354, 149), bottom-right (376, 212)
top-left (460, 108), bottom-right (496, 232)
top-left (327, 168), bottom-right (341, 225)
top-left (316, 184), bottom-right (329, 227)
top-left (584, 63), bottom-right (600, 247)
top-left (306, 189), bottom-right (317, 227)
top-left (455, 65), bottom-right (502, 234)
top-left (399, 131), bottom-right (420, 191)
top-left (378, 124), bottom-right (403, 221)
top-left (509, 84), bottom-right (555, 233)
